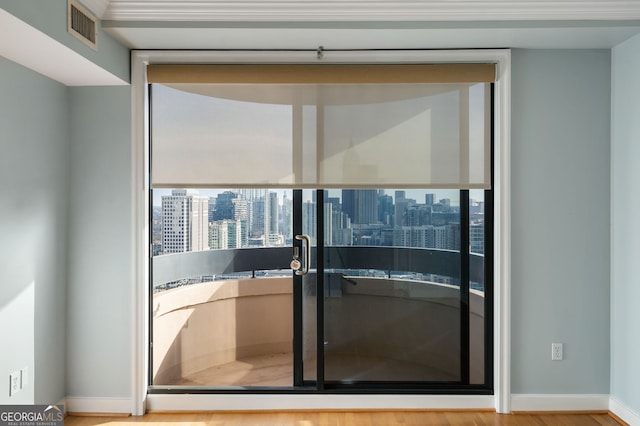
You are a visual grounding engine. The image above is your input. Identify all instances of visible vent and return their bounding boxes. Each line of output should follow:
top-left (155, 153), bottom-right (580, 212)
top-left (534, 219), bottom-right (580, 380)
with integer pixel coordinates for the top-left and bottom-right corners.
top-left (68, 0), bottom-right (97, 50)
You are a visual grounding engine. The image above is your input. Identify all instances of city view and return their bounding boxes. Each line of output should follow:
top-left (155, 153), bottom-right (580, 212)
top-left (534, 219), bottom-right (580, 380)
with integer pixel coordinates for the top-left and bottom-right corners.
top-left (152, 188), bottom-right (485, 288)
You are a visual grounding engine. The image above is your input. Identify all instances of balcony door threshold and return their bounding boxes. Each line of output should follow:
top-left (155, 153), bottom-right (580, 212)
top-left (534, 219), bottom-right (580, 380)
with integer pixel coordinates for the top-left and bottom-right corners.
top-left (145, 393), bottom-right (496, 412)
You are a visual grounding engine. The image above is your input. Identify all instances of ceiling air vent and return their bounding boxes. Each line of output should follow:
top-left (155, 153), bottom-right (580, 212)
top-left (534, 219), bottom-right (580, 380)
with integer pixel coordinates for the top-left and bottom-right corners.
top-left (68, 0), bottom-right (98, 51)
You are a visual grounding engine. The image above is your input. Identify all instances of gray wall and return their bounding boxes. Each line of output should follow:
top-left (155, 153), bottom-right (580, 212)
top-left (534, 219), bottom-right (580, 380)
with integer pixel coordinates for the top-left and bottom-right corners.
top-left (0, 56), bottom-right (69, 405)
top-left (0, 45), bottom-right (619, 406)
top-left (511, 49), bottom-right (611, 394)
top-left (611, 34), bottom-right (640, 415)
top-left (0, 54), bottom-right (132, 404)
top-left (66, 86), bottom-right (133, 398)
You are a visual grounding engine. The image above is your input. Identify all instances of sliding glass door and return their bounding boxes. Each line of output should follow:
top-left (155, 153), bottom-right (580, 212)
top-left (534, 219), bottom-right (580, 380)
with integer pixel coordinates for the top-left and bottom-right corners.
top-left (148, 64), bottom-right (493, 393)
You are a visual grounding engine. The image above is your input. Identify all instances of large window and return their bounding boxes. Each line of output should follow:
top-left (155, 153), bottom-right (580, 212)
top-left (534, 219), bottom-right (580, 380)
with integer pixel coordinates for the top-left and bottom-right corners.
top-left (148, 63), bottom-right (494, 393)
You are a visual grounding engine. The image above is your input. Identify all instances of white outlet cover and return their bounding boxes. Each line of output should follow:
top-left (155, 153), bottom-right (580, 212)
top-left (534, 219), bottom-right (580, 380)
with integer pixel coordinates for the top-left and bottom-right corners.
top-left (552, 343), bottom-right (563, 361)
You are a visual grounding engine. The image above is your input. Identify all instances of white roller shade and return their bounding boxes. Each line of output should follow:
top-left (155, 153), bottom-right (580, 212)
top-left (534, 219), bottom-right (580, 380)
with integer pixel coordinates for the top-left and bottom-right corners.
top-left (149, 64), bottom-right (493, 189)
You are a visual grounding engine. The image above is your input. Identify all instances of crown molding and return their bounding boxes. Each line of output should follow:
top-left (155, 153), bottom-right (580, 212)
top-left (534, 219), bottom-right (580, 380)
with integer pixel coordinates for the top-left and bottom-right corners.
top-left (103, 1), bottom-right (640, 22)
top-left (78, 0), bottom-right (111, 18)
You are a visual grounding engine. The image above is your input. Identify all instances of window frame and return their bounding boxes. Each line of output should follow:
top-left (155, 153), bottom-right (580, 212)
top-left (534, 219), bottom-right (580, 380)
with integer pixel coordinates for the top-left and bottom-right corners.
top-left (131, 49), bottom-right (511, 415)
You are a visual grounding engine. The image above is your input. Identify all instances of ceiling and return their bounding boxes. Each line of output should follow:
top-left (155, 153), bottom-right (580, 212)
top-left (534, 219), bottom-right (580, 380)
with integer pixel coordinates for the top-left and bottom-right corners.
top-left (89, 0), bottom-right (640, 50)
top-left (4, 1), bottom-right (640, 87)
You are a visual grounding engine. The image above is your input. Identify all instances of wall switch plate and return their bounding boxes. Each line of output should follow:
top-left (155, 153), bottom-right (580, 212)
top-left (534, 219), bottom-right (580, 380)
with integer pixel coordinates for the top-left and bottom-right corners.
top-left (552, 343), bottom-right (563, 361)
top-left (9, 371), bottom-right (20, 396)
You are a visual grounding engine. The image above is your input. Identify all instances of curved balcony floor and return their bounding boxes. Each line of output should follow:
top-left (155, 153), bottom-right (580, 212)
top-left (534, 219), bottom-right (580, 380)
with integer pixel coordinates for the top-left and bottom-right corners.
top-left (174, 351), bottom-right (459, 387)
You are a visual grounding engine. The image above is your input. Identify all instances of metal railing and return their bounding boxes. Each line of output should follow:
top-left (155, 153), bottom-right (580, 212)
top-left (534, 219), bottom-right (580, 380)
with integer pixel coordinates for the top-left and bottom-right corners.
top-left (153, 246), bottom-right (484, 289)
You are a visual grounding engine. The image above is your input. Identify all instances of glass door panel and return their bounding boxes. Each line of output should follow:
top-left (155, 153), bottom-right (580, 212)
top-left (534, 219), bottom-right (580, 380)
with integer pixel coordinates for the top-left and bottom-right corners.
top-left (299, 190), bottom-right (318, 384)
top-left (469, 189), bottom-right (488, 385)
top-left (150, 188), bottom-right (295, 388)
top-left (322, 189), bottom-right (464, 384)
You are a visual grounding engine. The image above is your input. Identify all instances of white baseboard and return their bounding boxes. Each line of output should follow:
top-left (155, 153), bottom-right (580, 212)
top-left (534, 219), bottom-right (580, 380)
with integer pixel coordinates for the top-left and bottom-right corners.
top-left (610, 397), bottom-right (640, 426)
top-left (65, 397), bottom-right (132, 414)
top-left (146, 394), bottom-right (495, 412)
top-left (57, 397), bottom-right (67, 416)
top-left (63, 393), bottom-right (632, 418)
top-left (510, 394), bottom-right (610, 412)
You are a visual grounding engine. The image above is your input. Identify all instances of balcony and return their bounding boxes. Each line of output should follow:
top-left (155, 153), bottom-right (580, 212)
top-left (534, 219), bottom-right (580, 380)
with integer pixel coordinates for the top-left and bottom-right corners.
top-left (151, 247), bottom-right (485, 387)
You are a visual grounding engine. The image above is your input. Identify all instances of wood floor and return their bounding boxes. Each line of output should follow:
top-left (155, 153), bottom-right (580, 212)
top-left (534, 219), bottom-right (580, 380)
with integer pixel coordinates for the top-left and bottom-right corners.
top-left (65, 411), bottom-right (625, 426)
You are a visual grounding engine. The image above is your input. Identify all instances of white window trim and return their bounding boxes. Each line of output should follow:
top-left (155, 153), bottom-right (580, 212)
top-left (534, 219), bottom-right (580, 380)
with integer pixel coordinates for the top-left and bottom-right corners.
top-left (130, 49), bottom-right (511, 415)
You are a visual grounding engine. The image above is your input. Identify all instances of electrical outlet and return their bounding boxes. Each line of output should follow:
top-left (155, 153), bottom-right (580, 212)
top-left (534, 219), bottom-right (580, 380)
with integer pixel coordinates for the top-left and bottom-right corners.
top-left (552, 343), bottom-right (563, 361)
top-left (9, 371), bottom-right (20, 396)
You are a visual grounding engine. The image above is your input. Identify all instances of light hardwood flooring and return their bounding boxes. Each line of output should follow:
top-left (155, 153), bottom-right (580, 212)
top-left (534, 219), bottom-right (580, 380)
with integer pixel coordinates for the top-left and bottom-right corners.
top-left (65, 411), bottom-right (624, 426)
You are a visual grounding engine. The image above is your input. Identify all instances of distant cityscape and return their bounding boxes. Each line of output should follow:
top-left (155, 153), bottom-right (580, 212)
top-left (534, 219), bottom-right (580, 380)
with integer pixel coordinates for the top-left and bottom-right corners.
top-left (152, 189), bottom-right (485, 257)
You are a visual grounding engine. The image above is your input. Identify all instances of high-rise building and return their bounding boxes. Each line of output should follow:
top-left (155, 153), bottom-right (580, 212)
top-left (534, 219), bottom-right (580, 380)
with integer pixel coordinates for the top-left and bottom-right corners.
top-left (425, 193), bottom-right (435, 206)
top-left (281, 193), bottom-right (293, 242)
top-left (393, 225), bottom-right (453, 250)
top-left (161, 189), bottom-right (209, 254)
top-left (356, 190), bottom-right (378, 224)
top-left (431, 226), bottom-right (449, 249)
top-left (162, 190), bottom-right (189, 254)
top-left (447, 222), bottom-right (461, 251)
top-left (213, 191), bottom-right (237, 221)
top-left (342, 189), bottom-right (378, 225)
top-left (303, 201), bottom-right (316, 243)
top-left (208, 196), bottom-right (217, 222)
top-left (378, 193), bottom-right (394, 225)
top-left (251, 197), bottom-right (265, 237)
top-left (331, 209), bottom-right (353, 246)
top-left (232, 198), bottom-right (248, 221)
top-left (470, 222), bottom-right (485, 254)
top-left (268, 192), bottom-right (279, 239)
top-left (209, 219), bottom-right (244, 249)
top-left (191, 195), bottom-right (209, 251)
top-left (341, 189), bottom-right (356, 223)
top-left (395, 196), bottom-right (417, 227)
top-left (324, 202), bottom-right (333, 245)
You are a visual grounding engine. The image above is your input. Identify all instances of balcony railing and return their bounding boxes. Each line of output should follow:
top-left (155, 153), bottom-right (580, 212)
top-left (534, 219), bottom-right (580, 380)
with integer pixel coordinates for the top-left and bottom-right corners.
top-left (151, 246), bottom-right (485, 386)
top-left (153, 246), bottom-right (484, 289)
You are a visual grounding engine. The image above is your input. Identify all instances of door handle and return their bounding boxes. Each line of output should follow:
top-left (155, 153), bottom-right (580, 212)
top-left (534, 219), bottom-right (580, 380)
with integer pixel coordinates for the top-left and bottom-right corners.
top-left (294, 234), bottom-right (311, 276)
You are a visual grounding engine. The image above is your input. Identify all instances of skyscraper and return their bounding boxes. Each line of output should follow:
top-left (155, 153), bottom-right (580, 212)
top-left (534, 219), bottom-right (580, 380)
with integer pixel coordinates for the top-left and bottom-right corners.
top-left (341, 189), bottom-right (379, 225)
top-left (190, 195), bottom-right (209, 251)
top-left (161, 189), bottom-right (209, 254)
top-left (281, 193), bottom-right (293, 242)
top-left (209, 219), bottom-right (244, 249)
top-left (268, 191), bottom-right (279, 239)
top-left (425, 193), bottom-right (435, 206)
top-left (213, 191), bottom-right (237, 221)
top-left (162, 189), bottom-right (189, 254)
top-left (303, 200), bottom-right (316, 243)
top-left (378, 193), bottom-right (394, 225)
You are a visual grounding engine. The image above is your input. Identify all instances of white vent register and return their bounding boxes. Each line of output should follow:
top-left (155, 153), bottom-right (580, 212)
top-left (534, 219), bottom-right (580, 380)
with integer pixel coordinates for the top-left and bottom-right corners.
top-left (68, 0), bottom-right (97, 50)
